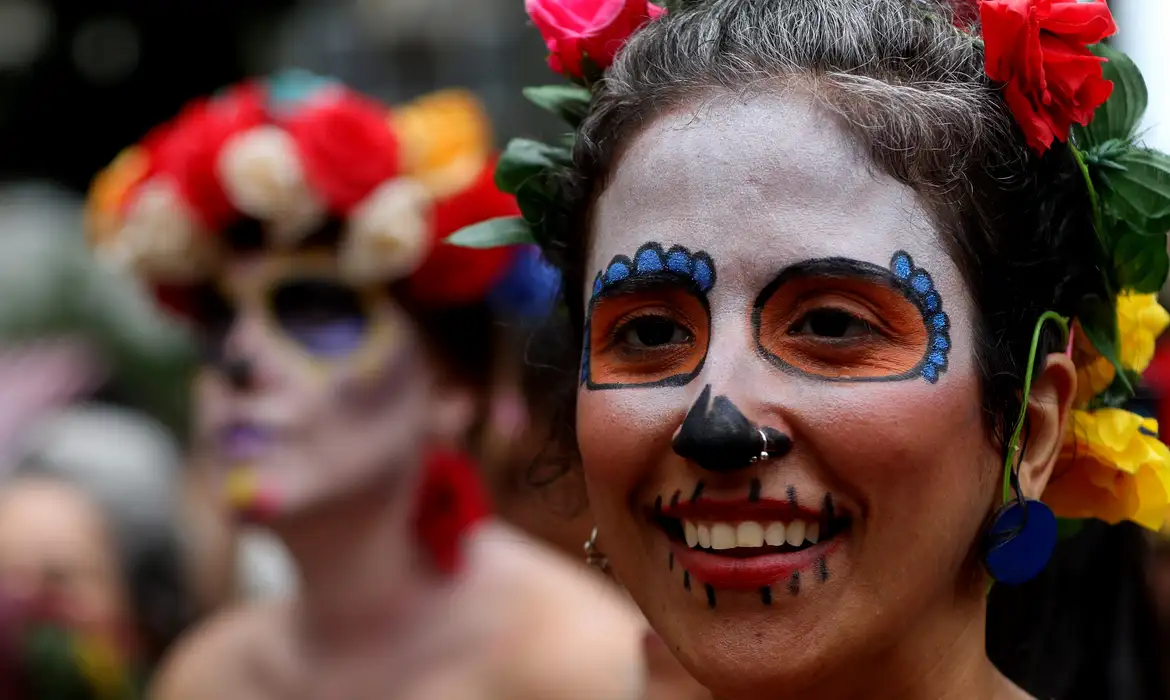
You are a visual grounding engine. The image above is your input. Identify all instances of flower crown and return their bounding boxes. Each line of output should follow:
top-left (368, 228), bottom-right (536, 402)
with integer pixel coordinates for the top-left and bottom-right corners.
top-left (87, 71), bottom-right (526, 312)
top-left (449, 0), bottom-right (1170, 532)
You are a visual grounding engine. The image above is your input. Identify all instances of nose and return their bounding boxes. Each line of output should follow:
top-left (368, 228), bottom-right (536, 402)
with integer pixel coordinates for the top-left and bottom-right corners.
top-left (672, 384), bottom-right (793, 473)
top-left (221, 356), bottom-right (255, 390)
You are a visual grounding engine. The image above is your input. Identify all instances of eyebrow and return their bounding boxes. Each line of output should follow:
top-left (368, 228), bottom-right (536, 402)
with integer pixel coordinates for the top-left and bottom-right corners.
top-left (767, 257), bottom-right (898, 286)
top-left (592, 270), bottom-right (706, 302)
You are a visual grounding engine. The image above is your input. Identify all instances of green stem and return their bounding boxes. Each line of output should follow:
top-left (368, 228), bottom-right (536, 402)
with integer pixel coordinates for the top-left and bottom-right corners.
top-left (1002, 311), bottom-right (1070, 504)
top-left (1071, 143), bottom-right (1106, 246)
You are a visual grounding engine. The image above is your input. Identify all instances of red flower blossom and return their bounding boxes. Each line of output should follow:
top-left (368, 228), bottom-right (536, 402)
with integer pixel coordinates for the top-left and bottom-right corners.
top-left (981, 0), bottom-right (1118, 154)
top-left (526, 0), bottom-right (665, 79)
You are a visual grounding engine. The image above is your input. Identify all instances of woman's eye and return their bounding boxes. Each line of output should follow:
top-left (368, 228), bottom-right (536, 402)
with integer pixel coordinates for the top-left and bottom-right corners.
top-left (620, 317), bottom-right (691, 348)
top-left (789, 309), bottom-right (874, 339)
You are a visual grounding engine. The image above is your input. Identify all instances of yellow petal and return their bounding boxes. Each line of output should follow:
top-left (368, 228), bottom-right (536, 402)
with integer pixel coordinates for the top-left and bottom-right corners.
top-left (391, 89), bottom-right (492, 199)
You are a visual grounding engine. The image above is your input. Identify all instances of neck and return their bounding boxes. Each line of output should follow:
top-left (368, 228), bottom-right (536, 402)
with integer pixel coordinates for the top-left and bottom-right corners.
top-left (270, 476), bottom-right (442, 651)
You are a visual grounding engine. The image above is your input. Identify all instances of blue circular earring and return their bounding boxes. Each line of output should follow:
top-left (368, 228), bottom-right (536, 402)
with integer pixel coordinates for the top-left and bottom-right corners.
top-left (981, 498), bottom-right (1057, 585)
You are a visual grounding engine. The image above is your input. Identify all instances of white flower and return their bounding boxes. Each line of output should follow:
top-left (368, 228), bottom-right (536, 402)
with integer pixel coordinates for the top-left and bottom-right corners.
top-left (104, 178), bottom-right (216, 280)
top-left (341, 178), bottom-right (433, 283)
top-left (217, 125), bottom-right (325, 245)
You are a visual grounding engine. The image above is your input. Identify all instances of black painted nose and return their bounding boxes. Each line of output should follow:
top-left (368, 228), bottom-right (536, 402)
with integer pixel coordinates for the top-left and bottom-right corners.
top-left (672, 385), bottom-right (792, 473)
top-left (221, 357), bottom-right (254, 390)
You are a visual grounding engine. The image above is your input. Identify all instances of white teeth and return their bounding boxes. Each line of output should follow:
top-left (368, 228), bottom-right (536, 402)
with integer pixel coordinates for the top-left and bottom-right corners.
top-left (710, 523), bottom-right (737, 550)
top-left (764, 522), bottom-right (787, 546)
top-left (785, 519), bottom-right (807, 546)
top-left (682, 519), bottom-right (826, 549)
top-left (736, 521), bottom-right (764, 547)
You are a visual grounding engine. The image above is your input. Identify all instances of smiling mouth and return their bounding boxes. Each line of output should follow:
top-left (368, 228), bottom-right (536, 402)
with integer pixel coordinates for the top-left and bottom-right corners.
top-left (651, 492), bottom-right (853, 591)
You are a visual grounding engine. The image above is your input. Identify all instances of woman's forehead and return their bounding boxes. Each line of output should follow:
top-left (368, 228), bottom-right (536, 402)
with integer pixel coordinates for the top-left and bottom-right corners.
top-left (587, 93), bottom-right (960, 294)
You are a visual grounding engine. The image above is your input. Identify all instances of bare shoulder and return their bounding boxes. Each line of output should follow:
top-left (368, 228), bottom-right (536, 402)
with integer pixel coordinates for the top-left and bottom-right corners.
top-left (469, 521), bottom-right (648, 700)
top-left (148, 601), bottom-right (289, 700)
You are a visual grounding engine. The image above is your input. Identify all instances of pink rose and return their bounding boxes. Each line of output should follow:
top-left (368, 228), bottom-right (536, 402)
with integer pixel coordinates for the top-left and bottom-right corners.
top-left (526, 0), bottom-right (666, 78)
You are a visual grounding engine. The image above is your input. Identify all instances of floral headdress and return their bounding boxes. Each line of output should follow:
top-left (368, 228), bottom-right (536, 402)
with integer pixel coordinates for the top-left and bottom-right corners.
top-left (449, 0), bottom-right (1170, 532)
top-left (86, 71), bottom-right (527, 314)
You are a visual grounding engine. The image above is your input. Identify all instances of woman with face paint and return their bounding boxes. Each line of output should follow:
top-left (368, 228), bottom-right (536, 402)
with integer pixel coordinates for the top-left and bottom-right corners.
top-left (86, 74), bottom-right (647, 700)
top-left (451, 0), bottom-right (1170, 698)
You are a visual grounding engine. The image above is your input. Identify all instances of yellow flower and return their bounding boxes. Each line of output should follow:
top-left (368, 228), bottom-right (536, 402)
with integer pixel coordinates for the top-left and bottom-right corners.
top-left (86, 146), bottom-right (149, 247)
top-left (1073, 292), bottom-right (1170, 406)
top-left (1045, 408), bottom-right (1170, 530)
top-left (391, 89), bottom-right (493, 199)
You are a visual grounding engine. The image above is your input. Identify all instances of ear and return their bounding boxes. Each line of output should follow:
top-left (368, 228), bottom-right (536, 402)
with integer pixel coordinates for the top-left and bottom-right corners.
top-left (1017, 352), bottom-right (1078, 499)
top-left (429, 377), bottom-right (478, 445)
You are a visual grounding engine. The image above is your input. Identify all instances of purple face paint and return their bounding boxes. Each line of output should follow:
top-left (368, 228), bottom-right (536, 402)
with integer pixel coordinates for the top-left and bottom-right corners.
top-left (218, 423), bottom-right (281, 462)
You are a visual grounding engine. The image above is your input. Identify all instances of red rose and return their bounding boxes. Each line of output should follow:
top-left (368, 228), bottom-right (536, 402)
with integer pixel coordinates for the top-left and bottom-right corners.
top-left (526, 0), bottom-right (665, 78)
top-left (282, 88), bottom-right (402, 214)
top-left (981, 0), bottom-right (1118, 154)
top-left (407, 157), bottom-right (520, 306)
top-left (150, 82), bottom-right (267, 229)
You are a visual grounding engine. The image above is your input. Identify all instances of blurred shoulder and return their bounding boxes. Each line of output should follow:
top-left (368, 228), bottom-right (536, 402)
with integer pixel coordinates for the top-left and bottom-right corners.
top-left (469, 521), bottom-right (648, 700)
top-left (148, 600), bottom-right (290, 700)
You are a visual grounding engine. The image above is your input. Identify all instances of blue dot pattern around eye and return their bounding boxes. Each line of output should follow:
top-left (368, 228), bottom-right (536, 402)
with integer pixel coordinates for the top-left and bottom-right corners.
top-left (580, 242), bottom-right (717, 385)
top-left (889, 251), bottom-right (950, 384)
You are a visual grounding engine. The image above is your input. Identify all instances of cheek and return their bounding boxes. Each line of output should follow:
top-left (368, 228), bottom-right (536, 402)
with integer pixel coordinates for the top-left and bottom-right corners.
top-left (577, 388), bottom-right (688, 500)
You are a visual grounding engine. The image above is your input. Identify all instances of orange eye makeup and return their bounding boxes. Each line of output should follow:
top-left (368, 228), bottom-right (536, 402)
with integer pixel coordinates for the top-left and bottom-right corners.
top-left (582, 243), bottom-right (716, 390)
top-left (751, 252), bottom-right (951, 383)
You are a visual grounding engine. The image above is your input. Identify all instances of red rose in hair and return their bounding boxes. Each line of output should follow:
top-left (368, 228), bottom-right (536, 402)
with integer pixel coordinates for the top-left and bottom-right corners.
top-left (150, 82), bottom-right (267, 229)
top-left (282, 89), bottom-right (402, 214)
top-left (981, 0), bottom-right (1117, 154)
top-left (526, 0), bottom-right (666, 79)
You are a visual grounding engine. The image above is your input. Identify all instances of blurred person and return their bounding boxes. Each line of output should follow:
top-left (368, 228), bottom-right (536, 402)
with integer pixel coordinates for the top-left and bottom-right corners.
top-left (0, 403), bottom-right (193, 698)
top-left (87, 72), bottom-right (646, 700)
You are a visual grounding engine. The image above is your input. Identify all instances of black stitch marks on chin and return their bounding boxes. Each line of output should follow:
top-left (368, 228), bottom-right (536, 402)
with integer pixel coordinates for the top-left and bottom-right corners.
top-left (788, 571), bottom-right (801, 596)
top-left (750, 252), bottom-right (951, 384)
top-left (706, 584), bottom-right (716, 608)
top-left (672, 385), bottom-right (762, 473)
top-left (816, 557), bottom-right (830, 583)
top-left (668, 551), bottom-right (674, 571)
top-left (691, 481), bottom-right (706, 503)
top-left (749, 479), bottom-right (762, 503)
top-left (760, 586), bottom-right (772, 606)
top-left (581, 242), bottom-right (717, 389)
top-left (787, 485), bottom-right (798, 510)
top-left (670, 490), bottom-right (681, 509)
top-left (654, 495), bottom-right (662, 513)
top-left (683, 570), bottom-right (691, 591)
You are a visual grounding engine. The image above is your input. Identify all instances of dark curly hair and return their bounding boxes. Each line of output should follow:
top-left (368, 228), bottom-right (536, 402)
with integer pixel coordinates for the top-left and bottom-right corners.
top-left (536, 0), bottom-right (1109, 460)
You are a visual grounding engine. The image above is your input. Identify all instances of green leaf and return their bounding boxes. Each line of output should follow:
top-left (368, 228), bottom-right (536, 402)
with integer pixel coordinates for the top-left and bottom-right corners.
top-left (1091, 367), bottom-right (1142, 409)
top-left (1056, 517), bottom-right (1085, 540)
top-left (1114, 230), bottom-right (1170, 293)
top-left (1076, 43), bottom-right (1149, 148)
top-left (1078, 295), bottom-right (1134, 394)
top-left (523, 85), bottom-right (592, 128)
top-left (494, 138), bottom-right (572, 195)
top-left (445, 216), bottom-right (536, 248)
top-left (1099, 148), bottom-right (1170, 236)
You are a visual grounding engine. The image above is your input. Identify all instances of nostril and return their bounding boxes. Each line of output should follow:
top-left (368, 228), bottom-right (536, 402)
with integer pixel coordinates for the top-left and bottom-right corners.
top-left (221, 357), bottom-right (255, 390)
top-left (760, 427), bottom-right (793, 459)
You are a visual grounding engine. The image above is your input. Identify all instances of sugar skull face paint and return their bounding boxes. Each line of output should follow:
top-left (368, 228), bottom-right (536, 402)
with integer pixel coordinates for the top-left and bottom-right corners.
top-left (193, 251), bottom-right (445, 522)
top-left (577, 94), bottom-right (1003, 695)
top-left (582, 242), bottom-right (716, 389)
top-left (752, 252), bottom-right (951, 383)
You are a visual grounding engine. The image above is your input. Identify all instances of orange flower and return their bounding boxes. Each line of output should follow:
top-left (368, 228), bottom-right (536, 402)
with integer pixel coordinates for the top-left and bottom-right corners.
top-left (1045, 408), bottom-right (1170, 530)
top-left (392, 90), bottom-right (493, 199)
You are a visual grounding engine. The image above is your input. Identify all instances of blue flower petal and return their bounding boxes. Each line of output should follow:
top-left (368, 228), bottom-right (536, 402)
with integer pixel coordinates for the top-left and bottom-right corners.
top-left (593, 274), bottom-right (603, 296)
top-left (924, 293), bottom-right (941, 313)
top-left (929, 351), bottom-right (947, 367)
top-left (922, 364), bottom-right (938, 383)
top-left (932, 313), bottom-right (949, 331)
top-left (932, 335), bottom-right (950, 352)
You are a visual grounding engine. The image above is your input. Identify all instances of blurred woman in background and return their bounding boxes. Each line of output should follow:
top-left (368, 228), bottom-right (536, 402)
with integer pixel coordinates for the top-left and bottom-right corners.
top-left (86, 73), bottom-right (647, 700)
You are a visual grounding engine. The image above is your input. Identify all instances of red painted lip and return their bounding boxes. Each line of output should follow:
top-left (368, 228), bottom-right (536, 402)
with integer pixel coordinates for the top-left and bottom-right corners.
top-left (657, 497), bottom-right (823, 522)
top-left (670, 537), bottom-right (843, 590)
